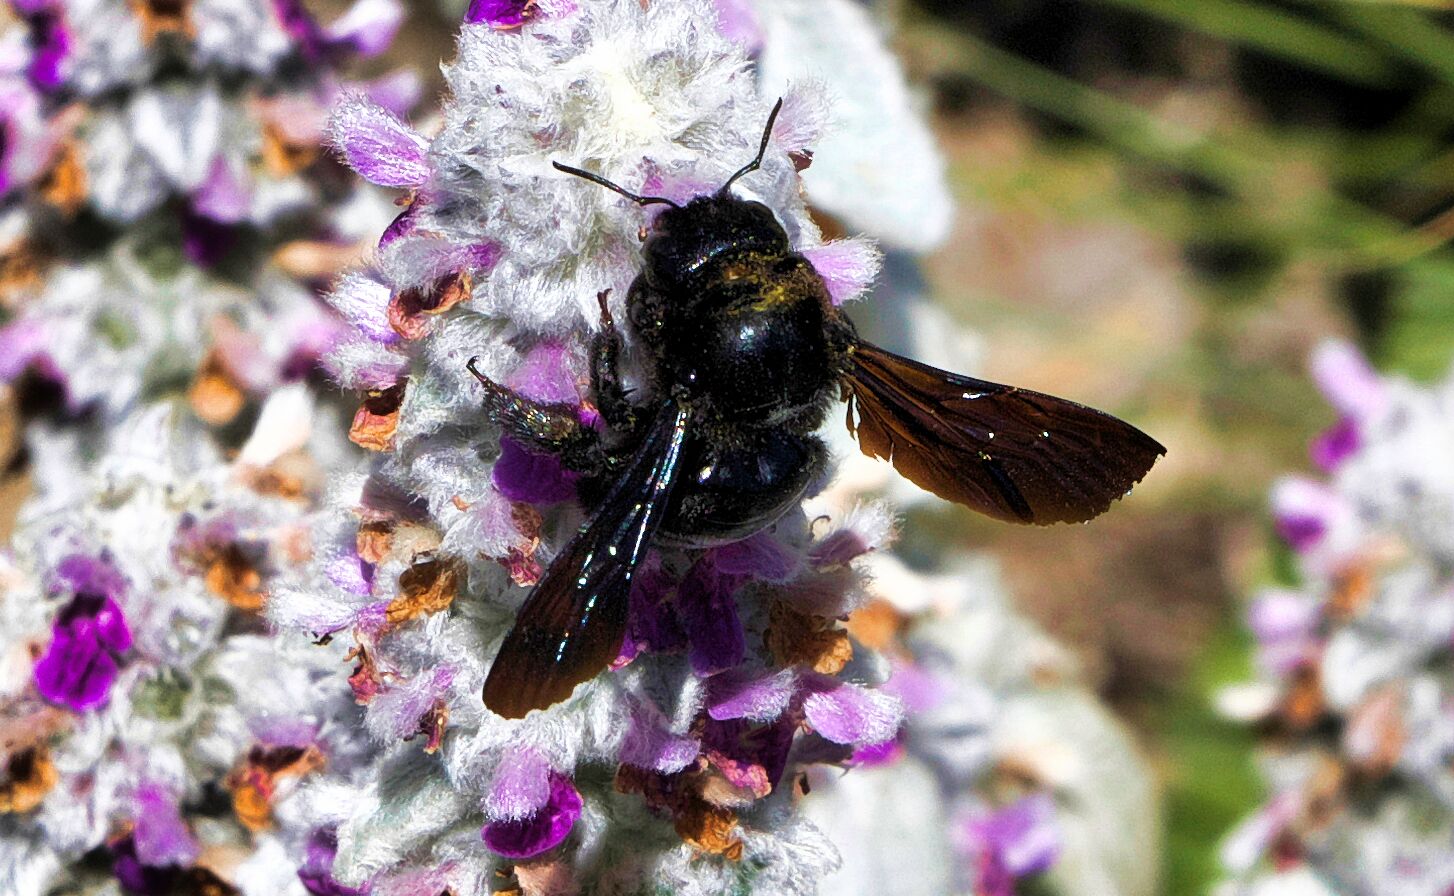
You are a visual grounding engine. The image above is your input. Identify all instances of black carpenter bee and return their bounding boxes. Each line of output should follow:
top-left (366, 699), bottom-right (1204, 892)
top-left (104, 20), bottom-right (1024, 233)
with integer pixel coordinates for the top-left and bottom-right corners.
top-left (471, 101), bottom-right (1165, 718)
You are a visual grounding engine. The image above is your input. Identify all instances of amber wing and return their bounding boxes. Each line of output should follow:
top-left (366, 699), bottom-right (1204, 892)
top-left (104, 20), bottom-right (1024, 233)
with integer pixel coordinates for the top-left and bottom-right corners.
top-left (844, 342), bottom-right (1165, 525)
top-left (482, 403), bottom-right (690, 718)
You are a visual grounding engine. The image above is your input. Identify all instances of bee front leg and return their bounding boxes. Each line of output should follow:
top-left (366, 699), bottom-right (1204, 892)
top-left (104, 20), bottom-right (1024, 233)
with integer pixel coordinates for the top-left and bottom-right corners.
top-left (590, 289), bottom-right (640, 434)
top-left (467, 358), bottom-right (605, 474)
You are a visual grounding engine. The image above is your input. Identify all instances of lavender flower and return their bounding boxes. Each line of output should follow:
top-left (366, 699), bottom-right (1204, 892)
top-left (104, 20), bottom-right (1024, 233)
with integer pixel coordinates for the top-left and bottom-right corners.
top-left (31, 554), bottom-right (133, 712)
top-left (1219, 340), bottom-right (1454, 896)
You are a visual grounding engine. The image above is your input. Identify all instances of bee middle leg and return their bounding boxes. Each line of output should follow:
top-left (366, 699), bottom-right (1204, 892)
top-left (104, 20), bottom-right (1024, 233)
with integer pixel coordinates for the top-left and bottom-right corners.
top-left (467, 359), bottom-right (605, 473)
top-left (590, 289), bottom-right (640, 435)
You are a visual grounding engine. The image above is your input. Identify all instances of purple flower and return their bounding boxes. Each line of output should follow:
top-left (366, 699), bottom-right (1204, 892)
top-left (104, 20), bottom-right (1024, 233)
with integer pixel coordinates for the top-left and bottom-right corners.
top-left (849, 734), bottom-right (904, 767)
top-left (1310, 339), bottom-right (1387, 423)
top-left (1310, 415), bottom-right (1360, 472)
top-left (131, 785), bottom-right (199, 868)
top-left (700, 715), bottom-right (797, 797)
top-left (481, 773), bottom-right (582, 859)
top-left (180, 209), bottom-right (239, 268)
top-left (677, 556), bottom-right (747, 676)
top-left (328, 95), bottom-right (431, 189)
top-left (619, 699), bottom-right (700, 774)
top-left (21, 5), bottom-right (71, 93)
top-left (465, 0), bottom-right (537, 28)
top-left (955, 794), bottom-right (1062, 896)
top-left (801, 239), bottom-right (882, 306)
top-left (712, 0), bottom-right (763, 53)
top-left (1247, 588), bottom-right (1320, 676)
top-left (274, 0), bottom-right (400, 62)
top-left (111, 834), bottom-right (182, 896)
top-left (298, 829), bottom-right (366, 896)
top-left (34, 555), bottom-right (132, 712)
top-left (1270, 477), bottom-right (1346, 555)
top-left (492, 438), bottom-right (578, 504)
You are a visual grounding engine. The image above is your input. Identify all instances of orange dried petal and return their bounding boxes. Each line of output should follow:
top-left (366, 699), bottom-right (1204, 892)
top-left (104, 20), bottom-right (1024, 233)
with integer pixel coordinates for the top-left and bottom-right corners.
top-left (845, 600), bottom-right (906, 652)
top-left (261, 121), bottom-right (319, 177)
top-left (38, 142), bottom-right (87, 215)
top-left (190, 350), bottom-right (247, 426)
top-left (385, 557), bottom-right (463, 628)
top-left (674, 799), bottom-right (743, 859)
top-left (388, 272), bottom-right (472, 341)
top-left (0, 747), bottom-right (58, 814)
top-left (765, 601), bottom-right (853, 674)
top-left (349, 383), bottom-right (405, 452)
top-left (203, 543), bottom-right (267, 612)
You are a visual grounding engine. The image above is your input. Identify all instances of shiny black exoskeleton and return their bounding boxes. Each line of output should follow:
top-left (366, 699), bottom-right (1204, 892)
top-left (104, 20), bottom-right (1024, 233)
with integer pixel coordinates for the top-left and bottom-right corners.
top-left (474, 101), bottom-right (1166, 718)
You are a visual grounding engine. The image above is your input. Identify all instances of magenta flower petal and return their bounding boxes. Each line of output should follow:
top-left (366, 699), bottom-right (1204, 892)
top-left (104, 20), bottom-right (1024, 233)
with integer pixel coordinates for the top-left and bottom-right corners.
top-left (34, 630), bottom-right (119, 712)
top-left (1270, 477), bottom-right (1344, 555)
top-left (801, 239), bottom-right (882, 306)
top-left (328, 272), bottom-right (399, 344)
top-left (328, 95), bottom-right (431, 189)
top-left (481, 773), bottom-right (582, 859)
top-left (958, 794), bottom-right (1062, 884)
top-left (880, 657), bottom-right (946, 714)
top-left (1310, 339), bottom-right (1386, 421)
top-left (362, 71), bottom-right (425, 119)
top-left (1310, 415), bottom-right (1360, 472)
top-left (23, 8), bottom-right (71, 93)
top-left (800, 673), bottom-right (903, 746)
top-left (850, 735), bottom-right (905, 767)
top-left (465, 0), bottom-right (536, 27)
top-left (677, 560), bottom-right (746, 677)
top-left (492, 438), bottom-right (578, 505)
top-left (711, 531), bottom-right (798, 583)
top-left (1247, 588), bottom-right (1320, 675)
top-left (485, 748), bottom-right (553, 821)
top-left (620, 701), bottom-right (700, 773)
top-left (324, 551), bottom-right (375, 597)
top-left (298, 829), bottom-right (365, 896)
top-left (192, 156), bottom-right (251, 224)
top-left (506, 342), bottom-right (581, 404)
top-left (325, 0), bottom-right (404, 58)
top-left (132, 785), bottom-right (199, 867)
top-left (707, 667), bottom-right (796, 722)
top-left (623, 557), bottom-right (688, 662)
top-left (54, 554), bottom-right (127, 603)
top-left (700, 716), bottom-right (796, 796)
top-left (712, 0), bottom-right (763, 52)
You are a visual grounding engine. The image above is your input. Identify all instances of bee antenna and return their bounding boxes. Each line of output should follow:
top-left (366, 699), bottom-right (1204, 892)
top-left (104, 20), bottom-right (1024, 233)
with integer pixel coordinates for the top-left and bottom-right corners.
top-left (551, 162), bottom-right (681, 209)
top-left (720, 97), bottom-right (784, 195)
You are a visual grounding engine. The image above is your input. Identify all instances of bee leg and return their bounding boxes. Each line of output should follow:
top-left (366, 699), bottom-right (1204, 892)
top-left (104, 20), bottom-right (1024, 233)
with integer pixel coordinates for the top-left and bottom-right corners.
top-left (467, 358), bottom-right (605, 473)
top-left (590, 289), bottom-right (640, 434)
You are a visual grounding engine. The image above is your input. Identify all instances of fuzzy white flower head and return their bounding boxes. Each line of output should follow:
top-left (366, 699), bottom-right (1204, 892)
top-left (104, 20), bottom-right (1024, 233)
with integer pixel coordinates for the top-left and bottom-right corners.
top-left (1220, 343), bottom-right (1454, 894)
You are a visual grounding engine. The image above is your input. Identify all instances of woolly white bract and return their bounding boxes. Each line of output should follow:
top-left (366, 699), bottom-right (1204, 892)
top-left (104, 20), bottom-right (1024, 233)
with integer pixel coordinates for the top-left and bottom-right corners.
top-left (1218, 342), bottom-right (1454, 896)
